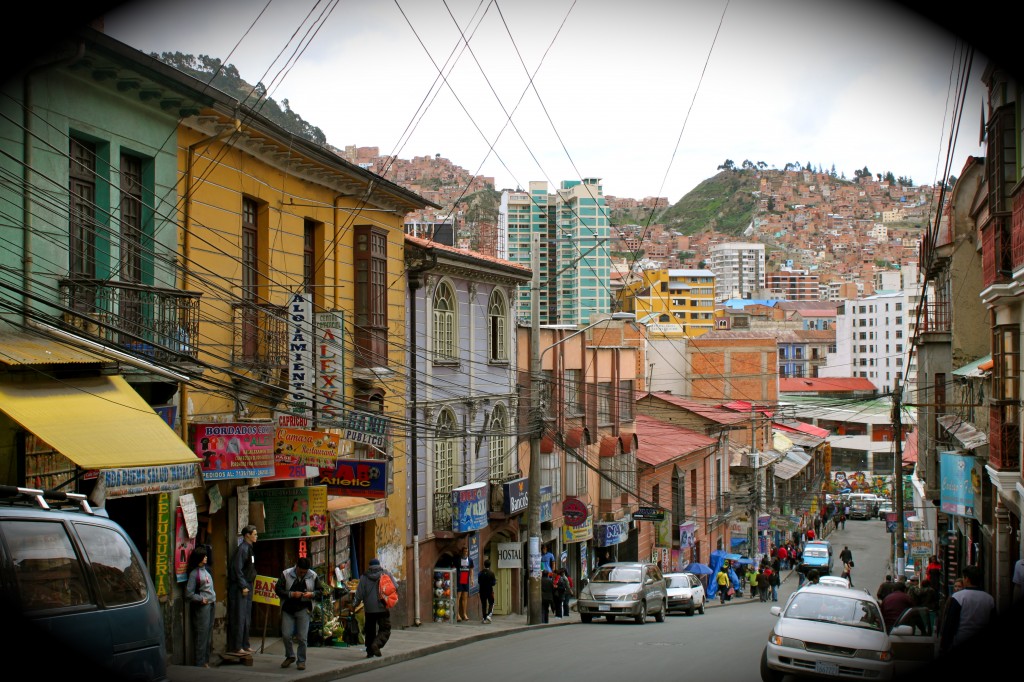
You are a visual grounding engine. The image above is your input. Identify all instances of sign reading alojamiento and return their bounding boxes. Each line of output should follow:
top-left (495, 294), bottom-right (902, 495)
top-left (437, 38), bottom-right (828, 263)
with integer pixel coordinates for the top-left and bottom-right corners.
top-left (287, 293), bottom-right (314, 418)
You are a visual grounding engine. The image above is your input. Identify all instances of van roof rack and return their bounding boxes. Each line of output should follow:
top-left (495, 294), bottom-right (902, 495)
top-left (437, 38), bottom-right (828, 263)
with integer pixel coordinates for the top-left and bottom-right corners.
top-left (0, 485), bottom-right (95, 514)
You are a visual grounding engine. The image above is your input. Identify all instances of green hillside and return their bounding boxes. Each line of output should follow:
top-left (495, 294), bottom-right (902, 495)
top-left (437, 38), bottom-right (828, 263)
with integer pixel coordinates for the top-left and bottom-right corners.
top-left (656, 170), bottom-right (761, 235)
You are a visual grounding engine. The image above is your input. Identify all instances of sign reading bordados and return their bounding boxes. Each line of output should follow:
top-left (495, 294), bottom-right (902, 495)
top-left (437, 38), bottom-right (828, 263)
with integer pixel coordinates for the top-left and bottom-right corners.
top-left (563, 497), bottom-right (588, 526)
top-left (633, 506), bottom-right (666, 522)
top-left (192, 423), bottom-right (274, 480)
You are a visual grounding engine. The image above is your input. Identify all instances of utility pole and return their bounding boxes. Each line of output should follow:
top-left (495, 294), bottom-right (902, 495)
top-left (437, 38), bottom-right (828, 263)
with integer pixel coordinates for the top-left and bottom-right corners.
top-left (750, 407), bottom-right (760, 559)
top-left (892, 378), bottom-right (906, 576)
top-left (527, 232), bottom-right (542, 625)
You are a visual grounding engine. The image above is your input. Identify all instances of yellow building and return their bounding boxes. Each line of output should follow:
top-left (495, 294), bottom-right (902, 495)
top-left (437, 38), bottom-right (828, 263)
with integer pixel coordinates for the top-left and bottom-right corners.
top-left (178, 93), bottom-right (433, 618)
top-left (618, 269), bottom-right (716, 338)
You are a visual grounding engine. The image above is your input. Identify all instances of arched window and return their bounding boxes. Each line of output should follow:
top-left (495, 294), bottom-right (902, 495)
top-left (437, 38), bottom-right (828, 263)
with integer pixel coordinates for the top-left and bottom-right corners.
top-left (433, 280), bottom-right (457, 361)
top-left (487, 289), bottom-right (509, 362)
top-left (434, 408), bottom-right (458, 494)
top-left (488, 403), bottom-right (510, 480)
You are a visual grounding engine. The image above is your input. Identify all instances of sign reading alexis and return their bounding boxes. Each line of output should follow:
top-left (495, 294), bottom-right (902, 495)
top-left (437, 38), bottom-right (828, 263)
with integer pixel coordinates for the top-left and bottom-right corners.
top-left (451, 481), bottom-right (488, 532)
top-left (315, 312), bottom-right (344, 423)
top-left (315, 459), bottom-right (387, 498)
top-left (287, 293), bottom-right (314, 418)
top-left (342, 409), bottom-right (390, 447)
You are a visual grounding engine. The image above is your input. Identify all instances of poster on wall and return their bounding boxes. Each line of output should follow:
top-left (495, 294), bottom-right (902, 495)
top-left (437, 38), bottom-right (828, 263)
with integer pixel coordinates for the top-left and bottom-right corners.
top-left (174, 506), bottom-right (195, 583)
top-left (249, 486), bottom-right (329, 540)
top-left (679, 521), bottom-right (696, 548)
top-left (451, 482), bottom-right (488, 532)
top-left (939, 451), bottom-right (977, 517)
top-left (192, 423), bottom-right (274, 480)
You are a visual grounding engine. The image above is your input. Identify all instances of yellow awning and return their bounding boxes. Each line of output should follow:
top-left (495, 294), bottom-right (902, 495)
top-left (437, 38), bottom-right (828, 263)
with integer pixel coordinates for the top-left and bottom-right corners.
top-left (0, 375), bottom-right (198, 469)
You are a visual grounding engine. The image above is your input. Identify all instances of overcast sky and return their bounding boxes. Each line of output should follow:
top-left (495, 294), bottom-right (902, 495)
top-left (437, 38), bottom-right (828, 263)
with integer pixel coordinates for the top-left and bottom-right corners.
top-left (102, 0), bottom-right (985, 203)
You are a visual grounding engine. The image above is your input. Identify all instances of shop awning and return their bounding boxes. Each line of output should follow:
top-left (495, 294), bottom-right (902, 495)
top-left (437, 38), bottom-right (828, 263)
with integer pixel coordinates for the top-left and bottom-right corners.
top-left (328, 496), bottom-right (386, 526)
top-left (0, 375), bottom-right (198, 469)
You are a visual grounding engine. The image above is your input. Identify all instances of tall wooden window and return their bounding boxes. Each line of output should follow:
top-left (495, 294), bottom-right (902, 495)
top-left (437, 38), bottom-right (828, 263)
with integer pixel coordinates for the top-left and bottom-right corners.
top-left (241, 198), bottom-right (259, 358)
top-left (303, 219), bottom-right (316, 296)
top-left (119, 154), bottom-right (144, 341)
top-left (487, 288), bottom-right (508, 362)
top-left (488, 403), bottom-right (510, 480)
top-left (354, 226), bottom-right (388, 367)
top-left (432, 280), bottom-right (457, 362)
top-left (434, 408), bottom-right (458, 494)
top-left (69, 138), bottom-right (97, 311)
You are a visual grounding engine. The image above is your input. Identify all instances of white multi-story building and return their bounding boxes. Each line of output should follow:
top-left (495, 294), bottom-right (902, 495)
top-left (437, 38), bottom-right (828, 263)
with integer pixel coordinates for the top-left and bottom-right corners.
top-left (820, 264), bottom-right (921, 393)
top-left (709, 242), bottom-right (766, 302)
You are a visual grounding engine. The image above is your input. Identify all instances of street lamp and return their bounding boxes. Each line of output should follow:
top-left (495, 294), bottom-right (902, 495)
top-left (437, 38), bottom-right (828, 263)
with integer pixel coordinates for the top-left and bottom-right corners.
top-left (525, 244), bottom-right (635, 624)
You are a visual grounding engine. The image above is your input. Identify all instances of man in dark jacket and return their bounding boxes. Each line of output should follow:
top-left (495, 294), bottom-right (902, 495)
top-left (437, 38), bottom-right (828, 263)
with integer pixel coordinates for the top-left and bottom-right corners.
top-left (227, 525), bottom-right (258, 655)
top-left (478, 560), bottom-right (497, 623)
top-left (353, 558), bottom-right (393, 658)
top-left (541, 571), bottom-right (554, 623)
top-left (881, 581), bottom-right (915, 632)
top-left (940, 565), bottom-right (995, 652)
top-left (274, 557), bottom-right (321, 670)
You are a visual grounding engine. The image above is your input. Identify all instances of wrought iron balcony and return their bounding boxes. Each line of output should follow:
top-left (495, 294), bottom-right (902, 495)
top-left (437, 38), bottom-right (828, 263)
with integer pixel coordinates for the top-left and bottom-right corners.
top-left (231, 303), bottom-right (288, 370)
top-left (433, 490), bottom-right (454, 531)
top-left (919, 301), bottom-right (951, 334)
top-left (59, 278), bottom-right (200, 362)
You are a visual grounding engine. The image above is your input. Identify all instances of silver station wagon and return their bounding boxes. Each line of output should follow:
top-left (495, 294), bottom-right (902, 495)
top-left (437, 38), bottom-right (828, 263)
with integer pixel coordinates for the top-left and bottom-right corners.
top-left (576, 561), bottom-right (668, 624)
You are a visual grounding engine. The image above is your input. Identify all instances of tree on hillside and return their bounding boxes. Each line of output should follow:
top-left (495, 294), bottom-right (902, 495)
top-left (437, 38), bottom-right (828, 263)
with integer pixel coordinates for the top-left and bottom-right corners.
top-left (884, 171), bottom-right (896, 183)
top-left (830, 163), bottom-right (837, 177)
top-left (718, 159), bottom-right (736, 171)
top-left (854, 167), bottom-right (872, 179)
top-left (805, 161), bottom-right (813, 171)
top-left (897, 176), bottom-right (914, 187)
top-left (742, 160), bottom-right (754, 170)
top-left (757, 161), bottom-right (767, 169)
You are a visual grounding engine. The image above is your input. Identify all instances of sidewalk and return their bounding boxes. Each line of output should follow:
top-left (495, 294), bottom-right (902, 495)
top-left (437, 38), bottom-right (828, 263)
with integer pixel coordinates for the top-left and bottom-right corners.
top-left (169, 574), bottom-right (795, 682)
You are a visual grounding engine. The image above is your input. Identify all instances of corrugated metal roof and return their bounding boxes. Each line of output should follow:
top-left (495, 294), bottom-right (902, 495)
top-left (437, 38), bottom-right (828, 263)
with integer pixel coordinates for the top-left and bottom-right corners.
top-left (0, 330), bottom-right (110, 365)
top-left (635, 415), bottom-right (716, 466)
top-left (951, 355), bottom-right (992, 378)
top-left (937, 414), bottom-right (988, 450)
top-left (773, 447), bottom-right (812, 480)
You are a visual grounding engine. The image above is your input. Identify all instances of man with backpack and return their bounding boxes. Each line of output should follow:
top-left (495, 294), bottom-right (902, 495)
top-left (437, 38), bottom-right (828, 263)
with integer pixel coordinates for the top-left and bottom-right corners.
top-left (353, 558), bottom-right (395, 659)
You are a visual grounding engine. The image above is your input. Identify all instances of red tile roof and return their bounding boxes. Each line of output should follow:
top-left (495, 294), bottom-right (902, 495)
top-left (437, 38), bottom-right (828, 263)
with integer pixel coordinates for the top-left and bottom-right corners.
top-left (639, 392), bottom-right (749, 425)
top-left (405, 234), bottom-right (532, 274)
top-left (774, 420), bottom-right (830, 438)
top-left (779, 377), bottom-right (877, 392)
top-left (635, 415), bottom-right (716, 466)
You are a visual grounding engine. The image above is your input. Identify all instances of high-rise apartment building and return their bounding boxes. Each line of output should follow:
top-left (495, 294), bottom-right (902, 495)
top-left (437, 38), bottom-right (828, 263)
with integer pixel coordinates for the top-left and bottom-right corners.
top-left (501, 179), bottom-right (611, 324)
top-left (709, 242), bottom-right (766, 302)
top-left (766, 269), bottom-right (820, 301)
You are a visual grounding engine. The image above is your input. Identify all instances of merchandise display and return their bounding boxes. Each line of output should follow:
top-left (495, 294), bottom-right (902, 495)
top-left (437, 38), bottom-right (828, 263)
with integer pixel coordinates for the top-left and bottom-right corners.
top-left (432, 569), bottom-right (456, 623)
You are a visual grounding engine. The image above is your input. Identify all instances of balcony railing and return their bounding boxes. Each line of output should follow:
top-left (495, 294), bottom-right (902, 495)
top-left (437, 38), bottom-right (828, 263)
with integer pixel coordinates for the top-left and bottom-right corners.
top-left (433, 490), bottom-right (453, 531)
top-left (231, 303), bottom-right (288, 370)
top-left (982, 214), bottom-right (1013, 287)
top-left (919, 300), bottom-right (951, 334)
top-left (59, 278), bottom-right (200, 362)
top-left (1012, 185), bottom-right (1024, 271)
top-left (990, 407), bottom-right (1021, 472)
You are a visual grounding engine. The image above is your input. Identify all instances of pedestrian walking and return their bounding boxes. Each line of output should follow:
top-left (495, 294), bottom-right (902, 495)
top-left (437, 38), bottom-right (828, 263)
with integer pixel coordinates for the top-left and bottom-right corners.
top-left (551, 568), bottom-right (566, 618)
top-left (456, 546), bottom-right (474, 622)
top-left (541, 544), bottom-right (555, 574)
top-left (227, 525), bottom-right (258, 655)
top-left (940, 565), bottom-right (995, 652)
top-left (184, 546), bottom-right (215, 668)
top-left (839, 546), bottom-right (853, 566)
top-left (716, 566), bottom-right (731, 604)
top-left (541, 571), bottom-right (554, 622)
top-left (274, 556), bottom-right (321, 670)
top-left (841, 560), bottom-right (854, 587)
top-left (353, 558), bottom-right (393, 658)
top-left (558, 568), bottom-right (573, 618)
top-left (478, 559), bottom-right (496, 623)
top-left (746, 566), bottom-right (758, 598)
top-left (757, 568), bottom-right (769, 602)
top-left (768, 565), bottom-right (780, 601)
top-left (839, 513), bottom-right (847, 530)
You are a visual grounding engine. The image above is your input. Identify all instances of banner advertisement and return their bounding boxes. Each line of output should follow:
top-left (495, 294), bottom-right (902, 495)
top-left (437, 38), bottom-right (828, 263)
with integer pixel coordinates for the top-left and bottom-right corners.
top-left (562, 516), bottom-right (594, 544)
top-left (286, 293), bottom-right (315, 418)
top-left (174, 506), bottom-right (194, 583)
top-left (96, 463), bottom-right (202, 499)
top-left (315, 312), bottom-right (345, 423)
top-left (502, 477), bottom-right (529, 515)
top-left (540, 485), bottom-right (552, 522)
top-left (249, 486), bottom-right (329, 540)
top-left (274, 427), bottom-right (340, 467)
top-left (252, 574), bottom-right (281, 606)
top-left (655, 512), bottom-right (673, 546)
top-left (596, 519), bottom-right (630, 547)
top-left (316, 459), bottom-right (387, 498)
top-left (451, 482), bottom-right (488, 532)
top-left (192, 423), bottom-right (274, 480)
top-left (154, 492), bottom-right (172, 597)
top-left (679, 521), bottom-right (696, 548)
top-left (939, 451), bottom-right (976, 517)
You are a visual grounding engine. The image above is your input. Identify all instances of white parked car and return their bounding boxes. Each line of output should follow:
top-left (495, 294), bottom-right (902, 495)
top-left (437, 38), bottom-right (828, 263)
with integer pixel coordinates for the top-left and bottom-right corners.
top-left (663, 572), bottom-right (706, 616)
top-left (762, 584), bottom-right (907, 681)
top-left (817, 575), bottom-right (851, 589)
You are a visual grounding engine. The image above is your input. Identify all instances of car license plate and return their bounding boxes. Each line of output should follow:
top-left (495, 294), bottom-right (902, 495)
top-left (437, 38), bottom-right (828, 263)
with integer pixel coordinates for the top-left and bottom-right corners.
top-left (815, 662), bottom-right (840, 676)
top-left (598, 605), bottom-right (610, 612)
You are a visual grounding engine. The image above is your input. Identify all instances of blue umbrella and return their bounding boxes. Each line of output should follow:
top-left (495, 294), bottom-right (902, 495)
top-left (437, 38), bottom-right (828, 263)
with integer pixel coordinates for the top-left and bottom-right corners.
top-left (725, 553), bottom-right (742, 561)
top-left (684, 562), bottom-right (714, 575)
top-left (734, 557), bottom-right (754, 565)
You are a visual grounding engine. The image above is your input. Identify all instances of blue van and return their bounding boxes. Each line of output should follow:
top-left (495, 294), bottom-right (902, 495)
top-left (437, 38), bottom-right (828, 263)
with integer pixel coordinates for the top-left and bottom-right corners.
top-left (0, 485), bottom-right (168, 681)
top-left (799, 540), bottom-right (834, 575)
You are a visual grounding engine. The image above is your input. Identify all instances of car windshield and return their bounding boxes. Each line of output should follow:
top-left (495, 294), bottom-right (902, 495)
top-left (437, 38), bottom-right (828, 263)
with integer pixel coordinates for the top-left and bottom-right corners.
top-left (784, 593), bottom-right (884, 631)
top-left (593, 566), bottom-right (642, 583)
top-left (666, 575), bottom-right (690, 588)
